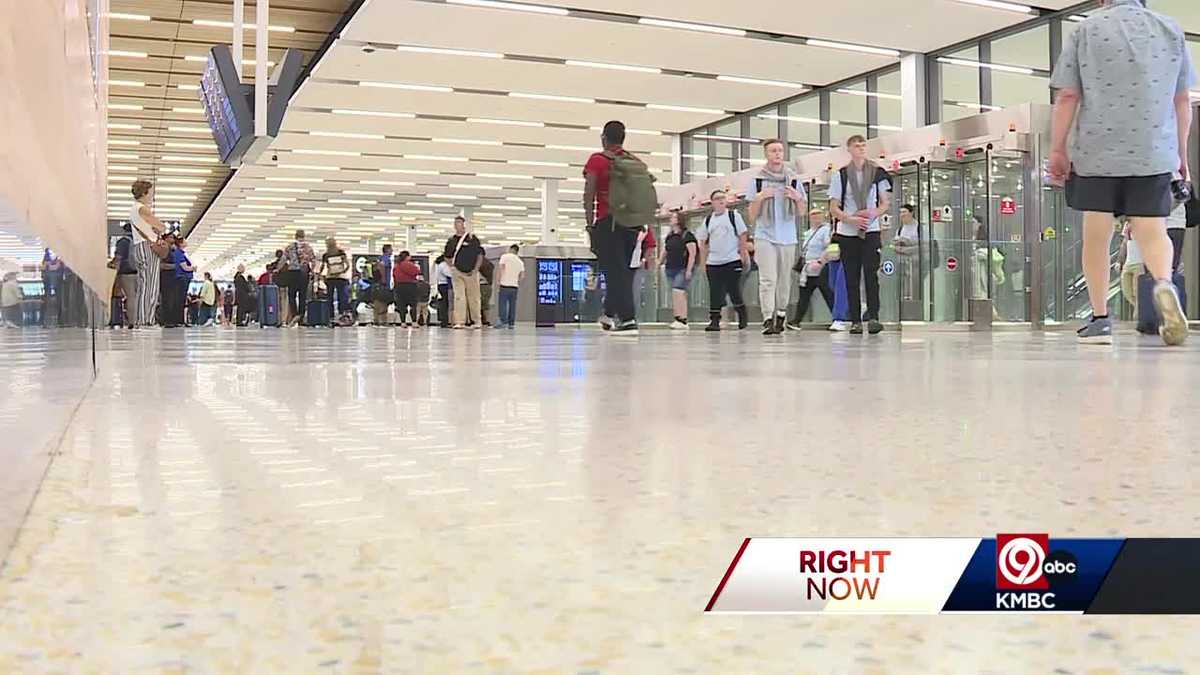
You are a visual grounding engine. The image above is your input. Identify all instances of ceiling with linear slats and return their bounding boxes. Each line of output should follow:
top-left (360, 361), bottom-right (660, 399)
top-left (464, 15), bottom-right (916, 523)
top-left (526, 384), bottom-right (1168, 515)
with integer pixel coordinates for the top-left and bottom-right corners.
top-left (140, 0), bottom-right (1083, 276)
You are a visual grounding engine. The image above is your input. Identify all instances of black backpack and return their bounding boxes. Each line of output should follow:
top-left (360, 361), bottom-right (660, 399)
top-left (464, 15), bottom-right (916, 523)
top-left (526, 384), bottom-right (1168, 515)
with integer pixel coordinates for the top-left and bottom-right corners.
top-left (704, 210), bottom-right (739, 234)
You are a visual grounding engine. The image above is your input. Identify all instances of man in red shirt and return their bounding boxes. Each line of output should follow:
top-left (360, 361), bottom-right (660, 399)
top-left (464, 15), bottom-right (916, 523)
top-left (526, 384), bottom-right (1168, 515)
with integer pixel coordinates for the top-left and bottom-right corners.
top-left (584, 120), bottom-right (639, 332)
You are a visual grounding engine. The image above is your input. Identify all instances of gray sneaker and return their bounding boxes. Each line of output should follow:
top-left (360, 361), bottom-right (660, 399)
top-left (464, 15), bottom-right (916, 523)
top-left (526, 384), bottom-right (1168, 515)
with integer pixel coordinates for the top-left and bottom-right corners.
top-left (1076, 316), bottom-right (1113, 345)
top-left (1152, 280), bottom-right (1189, 346)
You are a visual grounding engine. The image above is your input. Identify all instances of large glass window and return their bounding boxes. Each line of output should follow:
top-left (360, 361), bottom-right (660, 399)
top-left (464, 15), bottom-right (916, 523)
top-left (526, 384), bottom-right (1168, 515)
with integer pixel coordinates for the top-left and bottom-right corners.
top-left (829, 80), bottom-right (868, 145)
top-left (784, 96), bottom-right (821, 151)
top-left (875, 69), bottom-right (902, 133)
top-left (991, 24), bottom-right (1050, 108)
top-left (940, 45), bottom-right (981, 121)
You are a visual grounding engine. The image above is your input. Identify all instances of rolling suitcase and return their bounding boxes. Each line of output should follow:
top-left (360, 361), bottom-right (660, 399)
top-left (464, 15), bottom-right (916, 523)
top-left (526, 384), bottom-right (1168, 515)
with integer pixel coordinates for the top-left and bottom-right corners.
top-left (1136, 271), bottom-right (1187, 334)
top-left (258, 284), bottom-right (281, 327)
top-left (305, 298), bottom-right (331, 326)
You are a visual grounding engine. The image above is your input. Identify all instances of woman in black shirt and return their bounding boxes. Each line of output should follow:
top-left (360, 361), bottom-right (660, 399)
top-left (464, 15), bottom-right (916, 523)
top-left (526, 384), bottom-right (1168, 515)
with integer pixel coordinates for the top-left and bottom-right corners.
top-left (659, 213), bottom-right (698, 329)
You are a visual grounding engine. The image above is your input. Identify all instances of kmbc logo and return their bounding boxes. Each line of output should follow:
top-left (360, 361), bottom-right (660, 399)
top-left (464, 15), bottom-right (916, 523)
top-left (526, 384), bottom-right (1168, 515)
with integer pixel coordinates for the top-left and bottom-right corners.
top-left (994, 533), bottom-right (1079, 610)
top-left (996, 534), bottom-right (1050, 590)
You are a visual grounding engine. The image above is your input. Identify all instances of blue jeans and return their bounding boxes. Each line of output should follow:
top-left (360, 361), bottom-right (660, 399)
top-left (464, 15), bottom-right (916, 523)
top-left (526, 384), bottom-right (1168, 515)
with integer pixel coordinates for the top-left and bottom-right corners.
top-left (498, 286), bottom-right (518, 327)
top-left (327, 279), bottom-right (350, 320)
top-left (198, 303), bottom-right (215, 325)
top-left (829, 261), bottom-right (849, 321)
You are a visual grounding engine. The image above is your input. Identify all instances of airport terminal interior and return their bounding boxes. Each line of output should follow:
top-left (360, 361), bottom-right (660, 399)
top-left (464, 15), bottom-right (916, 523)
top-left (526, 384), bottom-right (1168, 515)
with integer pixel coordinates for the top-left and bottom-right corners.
top-left (3, 0), bottom-right (1200, 671)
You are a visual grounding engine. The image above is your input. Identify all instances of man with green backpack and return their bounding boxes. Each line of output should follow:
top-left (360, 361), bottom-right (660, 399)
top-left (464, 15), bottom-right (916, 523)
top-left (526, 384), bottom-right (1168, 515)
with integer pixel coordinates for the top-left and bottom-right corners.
top-left (584, 120), bottom-right (660, 333)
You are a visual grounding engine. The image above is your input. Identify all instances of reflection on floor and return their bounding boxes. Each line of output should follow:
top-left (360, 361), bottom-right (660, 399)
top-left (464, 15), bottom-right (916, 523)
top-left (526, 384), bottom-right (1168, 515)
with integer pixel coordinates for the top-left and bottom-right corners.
top-left (1, 327), bottom-right (1198, 672)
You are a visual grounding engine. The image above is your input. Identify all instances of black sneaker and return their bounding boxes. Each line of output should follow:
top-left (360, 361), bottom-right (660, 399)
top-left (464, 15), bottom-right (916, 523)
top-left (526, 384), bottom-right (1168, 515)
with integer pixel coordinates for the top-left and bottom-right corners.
top-left (774, 316), bottom-right (786, 334)
top-left (867, 320), bottom-right (884, 335)
top-left (762, 320), bottom-right (779, 335)
top-left (736, 306), bottom-right (748, 330)
top-left (705, 319), bottom-right (721, 332)
top-left (849, 323), bottom-right (864, 335)
top-left (611, 319), bottom-right (638, 333)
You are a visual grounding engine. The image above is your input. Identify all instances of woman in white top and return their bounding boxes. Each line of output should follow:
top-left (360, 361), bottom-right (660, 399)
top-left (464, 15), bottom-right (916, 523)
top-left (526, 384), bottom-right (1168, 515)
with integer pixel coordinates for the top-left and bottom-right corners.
top-left (129, 180), bottom-right (167, 326)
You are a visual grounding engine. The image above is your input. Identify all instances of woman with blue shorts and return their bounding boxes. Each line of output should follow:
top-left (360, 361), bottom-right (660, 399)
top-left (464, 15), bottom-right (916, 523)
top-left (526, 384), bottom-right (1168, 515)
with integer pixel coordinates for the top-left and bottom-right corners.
top-left (660, 213), bottom-right (699, 330)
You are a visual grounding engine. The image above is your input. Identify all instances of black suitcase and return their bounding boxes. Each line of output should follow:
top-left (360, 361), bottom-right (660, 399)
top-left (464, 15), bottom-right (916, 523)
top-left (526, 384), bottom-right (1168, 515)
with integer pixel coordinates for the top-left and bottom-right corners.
top-left (258, 284), bottom-right (280, 327)
top-left (306, 298), bottom-right (331, 326)
top-left (1137, 271), bottom-right (1187, 333)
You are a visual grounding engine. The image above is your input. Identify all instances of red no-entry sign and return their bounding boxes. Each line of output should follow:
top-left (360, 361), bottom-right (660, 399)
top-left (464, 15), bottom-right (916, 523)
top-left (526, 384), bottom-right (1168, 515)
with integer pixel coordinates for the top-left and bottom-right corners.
top-left (946, 256), bottom-right (958, 271)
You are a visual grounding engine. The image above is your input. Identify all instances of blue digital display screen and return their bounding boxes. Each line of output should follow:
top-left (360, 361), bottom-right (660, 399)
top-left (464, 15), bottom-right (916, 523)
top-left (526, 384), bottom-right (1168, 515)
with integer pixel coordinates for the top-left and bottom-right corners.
top-left (537, 260), bottom-right (561, 305)
top-left (570, 263), bottom-right (590, 292)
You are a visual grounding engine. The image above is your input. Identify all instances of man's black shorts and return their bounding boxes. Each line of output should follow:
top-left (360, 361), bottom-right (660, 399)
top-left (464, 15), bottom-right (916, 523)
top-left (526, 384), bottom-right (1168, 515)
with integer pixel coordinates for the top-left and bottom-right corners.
top-left (1065, 172), bottom-right (1173, 218)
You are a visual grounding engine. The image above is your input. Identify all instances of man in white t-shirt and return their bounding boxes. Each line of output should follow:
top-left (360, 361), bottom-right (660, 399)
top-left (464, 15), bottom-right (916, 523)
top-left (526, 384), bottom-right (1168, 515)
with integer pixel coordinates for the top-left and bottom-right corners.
top-left (496, 244), bottom-right (525, 329)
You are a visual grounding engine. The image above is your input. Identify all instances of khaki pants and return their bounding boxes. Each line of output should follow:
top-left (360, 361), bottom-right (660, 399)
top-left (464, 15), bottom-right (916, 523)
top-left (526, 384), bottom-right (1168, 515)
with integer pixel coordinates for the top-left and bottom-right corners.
top-left (451, 268), bottom-right (481, 326)
top-left (1121, 262), bottom-right (1144, 317)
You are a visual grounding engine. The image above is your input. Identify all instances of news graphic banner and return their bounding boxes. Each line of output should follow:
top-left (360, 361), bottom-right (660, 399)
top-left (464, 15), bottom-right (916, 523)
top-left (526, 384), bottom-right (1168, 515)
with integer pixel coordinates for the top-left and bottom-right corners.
top-left (705, 536), bottom-right (1200, 614)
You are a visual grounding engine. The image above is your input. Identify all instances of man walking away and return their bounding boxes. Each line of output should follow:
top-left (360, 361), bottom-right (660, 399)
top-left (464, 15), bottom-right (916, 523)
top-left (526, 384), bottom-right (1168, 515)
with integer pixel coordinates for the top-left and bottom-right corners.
top-left (696, 190), bottom-right (750, 332)
top-left (496, 244), bottom-right (525, 329)
top-left (444, 216), bottom-right (484, 329)
top-left (282, 230), bottom-right (317, 327)
top-left (112, 224), bottom-right (137, 329)
top-left (1050, 0), bottom-right (1194, 346)
top-left (584, 120), bottom-right (659, 334)
top-left (746, 138), bottom-right (807, 335)
top-left (234, 264), bottom-right (253, 326)
top-left (830, 134), bottom-right (892, 335)
top-left (787, 209), bottom-right (836, 329)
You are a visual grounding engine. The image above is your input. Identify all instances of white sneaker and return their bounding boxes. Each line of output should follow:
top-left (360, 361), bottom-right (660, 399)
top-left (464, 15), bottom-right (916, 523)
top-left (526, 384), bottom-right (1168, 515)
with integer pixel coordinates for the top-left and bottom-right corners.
top-left (597, 315), bottom-right (615, 331)
top-left (669, 319), bottom-right (688, 330)
top-left (828, 321), bottom-right (850, 332)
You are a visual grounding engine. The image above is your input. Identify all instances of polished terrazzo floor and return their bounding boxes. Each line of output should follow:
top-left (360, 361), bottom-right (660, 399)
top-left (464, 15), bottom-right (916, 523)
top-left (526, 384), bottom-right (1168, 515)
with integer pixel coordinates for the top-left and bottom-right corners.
top-left (2, 325), bottom-right (1199, 673)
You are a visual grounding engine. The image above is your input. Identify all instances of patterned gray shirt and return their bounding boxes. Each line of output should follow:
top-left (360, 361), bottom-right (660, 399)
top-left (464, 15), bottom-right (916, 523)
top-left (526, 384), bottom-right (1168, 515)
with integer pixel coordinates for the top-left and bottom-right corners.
top-left (1049, 0), bottom-right (1196, 177)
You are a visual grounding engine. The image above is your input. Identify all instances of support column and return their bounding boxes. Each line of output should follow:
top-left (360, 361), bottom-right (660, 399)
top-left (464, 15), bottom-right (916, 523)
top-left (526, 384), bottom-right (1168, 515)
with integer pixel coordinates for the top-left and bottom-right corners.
top-left (233, 0), bottom-right (244, 78)
top-left (541, 178), bottom-right (560, 244)
top-left (670, 134), bottom-right (682, 187)
top-left (254, 0), bottom-right (268, 137)
top-left (404, 224), bottom-right (415, 251)
top-left (901, 53), bottom-right (927, 130)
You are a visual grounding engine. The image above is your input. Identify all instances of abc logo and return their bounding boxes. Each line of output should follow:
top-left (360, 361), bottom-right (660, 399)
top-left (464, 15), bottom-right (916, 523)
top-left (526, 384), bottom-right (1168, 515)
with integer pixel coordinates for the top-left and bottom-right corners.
top-left (1043, 550), bottom-right (1079, 585)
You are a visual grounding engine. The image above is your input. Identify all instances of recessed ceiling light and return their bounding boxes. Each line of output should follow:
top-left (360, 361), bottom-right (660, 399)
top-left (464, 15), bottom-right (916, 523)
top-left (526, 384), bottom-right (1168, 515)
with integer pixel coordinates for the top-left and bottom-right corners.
top-left (163, 155), bottom-right (219, 163)
top-left (647, 103), bottom-right (726, 115)
top-left (107, 50), bottom-right (148, 58)
top-left (109, 139), bottom-right (140, 146)
top-left (637, 17), bottom-right (745, 37)
top-left (404, 154), bottom-right (468, 162)
top-left (381, 168), bottom-right (441, 175)
top-left (109, 79), bottom-right (146, 87)
top-left (248, 197), bottom-right (299, 202)
top-left (390, 209), bottom-right (438, 215)
top-left (447, 183), bottom-right (503, 191)
top-left (192, 18), bottom-right (296, 32)
top-left (478, 204), bottom-right (527, 211)
top-left (432, 138), bottom-right (502, 146)
top-left (362, 180), bottom-right (415, 187)
top-left (446, 0), bottom-right (568, 15)
top-left (475, 172), bottom-right (536, 180)
top-left (565, 60), bottom-right (661, 75)
top-left (951, 0), bottom-right (1033, 13)
top-left (937, 57), bottom-right (1034, 75)
top-left (315, 207), bottom-right (362, 212)
top-left (510, 92), bottom-right (594, 104)
top-left (359, 81), bottom-right (453, 93)
top-left (407, 202), bottom-right (456, 208)
top-left (756, 113), bottom-right (835, 125)
top-left (109, 12), bottom-right (151, 20)
top-left (109, 164), bottom-right (139, 171)
top-left (343, 190), bottom-right (392, 196)
top-left (1067, 14), bottom-right (1088, 22)
top-left (332, 108), bottom-right (416, 119)
top-left (311, 131), bottom-right (385, 140)
top-left (172, 107), bottom-right (204, 114)
top-left (185, 55), bottom-right (274, 66)
top-left (717, 75), bottom-right (807, 89)
top-left (158, 177), bottom-right (206, 184)
top-left (107, 152), bottom-right (139, 159)
top-left (177, 84), bottom-right (200, 91)
top-left (278, 163), bottom-right (341, 171)
top-left (330, 198), bottom-right (376, 204)
top-left (507, 160), bottom-right (569, 167)
top-left (109, 103), bottom-right (143, 110)
top-left (293, 149), bottom-right (362, 157)
top-left (161, 167), bottom-right (212, 174)
top-left (506, 197), bottom-right (542, 203)
top-left (426, 193), bottom-right (478, 200)
top-left (836, 88), bottom-right (904, 101)
top-left (467, 117), bottom-right (544, 128)
top-left (395, 44), bottom-right (503, 59)
top-left (165, 141), bottom-right (213, 149)
top-left (168, 126), bottom-right (210, 133)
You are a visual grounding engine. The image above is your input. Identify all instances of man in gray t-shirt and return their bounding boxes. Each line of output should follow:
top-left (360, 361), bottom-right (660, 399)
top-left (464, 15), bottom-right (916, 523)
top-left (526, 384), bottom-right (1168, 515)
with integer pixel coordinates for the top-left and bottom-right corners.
top-left (1049, 0), bottom-right (1195, 346)
top-left (696, 190), bottom-right (750, 331)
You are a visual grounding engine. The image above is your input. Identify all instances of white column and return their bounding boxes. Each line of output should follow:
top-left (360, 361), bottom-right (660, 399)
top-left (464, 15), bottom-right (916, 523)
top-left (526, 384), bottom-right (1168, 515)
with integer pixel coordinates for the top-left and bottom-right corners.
top-left (901, 53), bottom-right (927, 131)
top-left (254, 0), bottom-right (268, 137)
top-left (404, 224), bottom-right (415, 251)
top-left (670, 133), bottom-right (682, 186)
top-left (232, 0), bottom-right (244, 78)
top-left (540, 178), bottom-right (560, 244)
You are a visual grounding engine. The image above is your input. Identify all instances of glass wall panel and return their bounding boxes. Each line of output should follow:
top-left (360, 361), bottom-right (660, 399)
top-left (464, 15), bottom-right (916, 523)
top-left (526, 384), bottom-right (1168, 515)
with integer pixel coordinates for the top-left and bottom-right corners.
top-left (784, 96), bottom-right (821, 150)
top-left (875, 69), bottom-right (902, 133)
top-left (941, 45), bottom-right (981, 121)
top-left (749, 113), bottom-right (777, 142)
top-left (829, 80), bottom-right (868, 145)
top-left (1150, 0), bottom-right (1200, 32)
top-left (991, 24), bottom-right (1051, 108)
